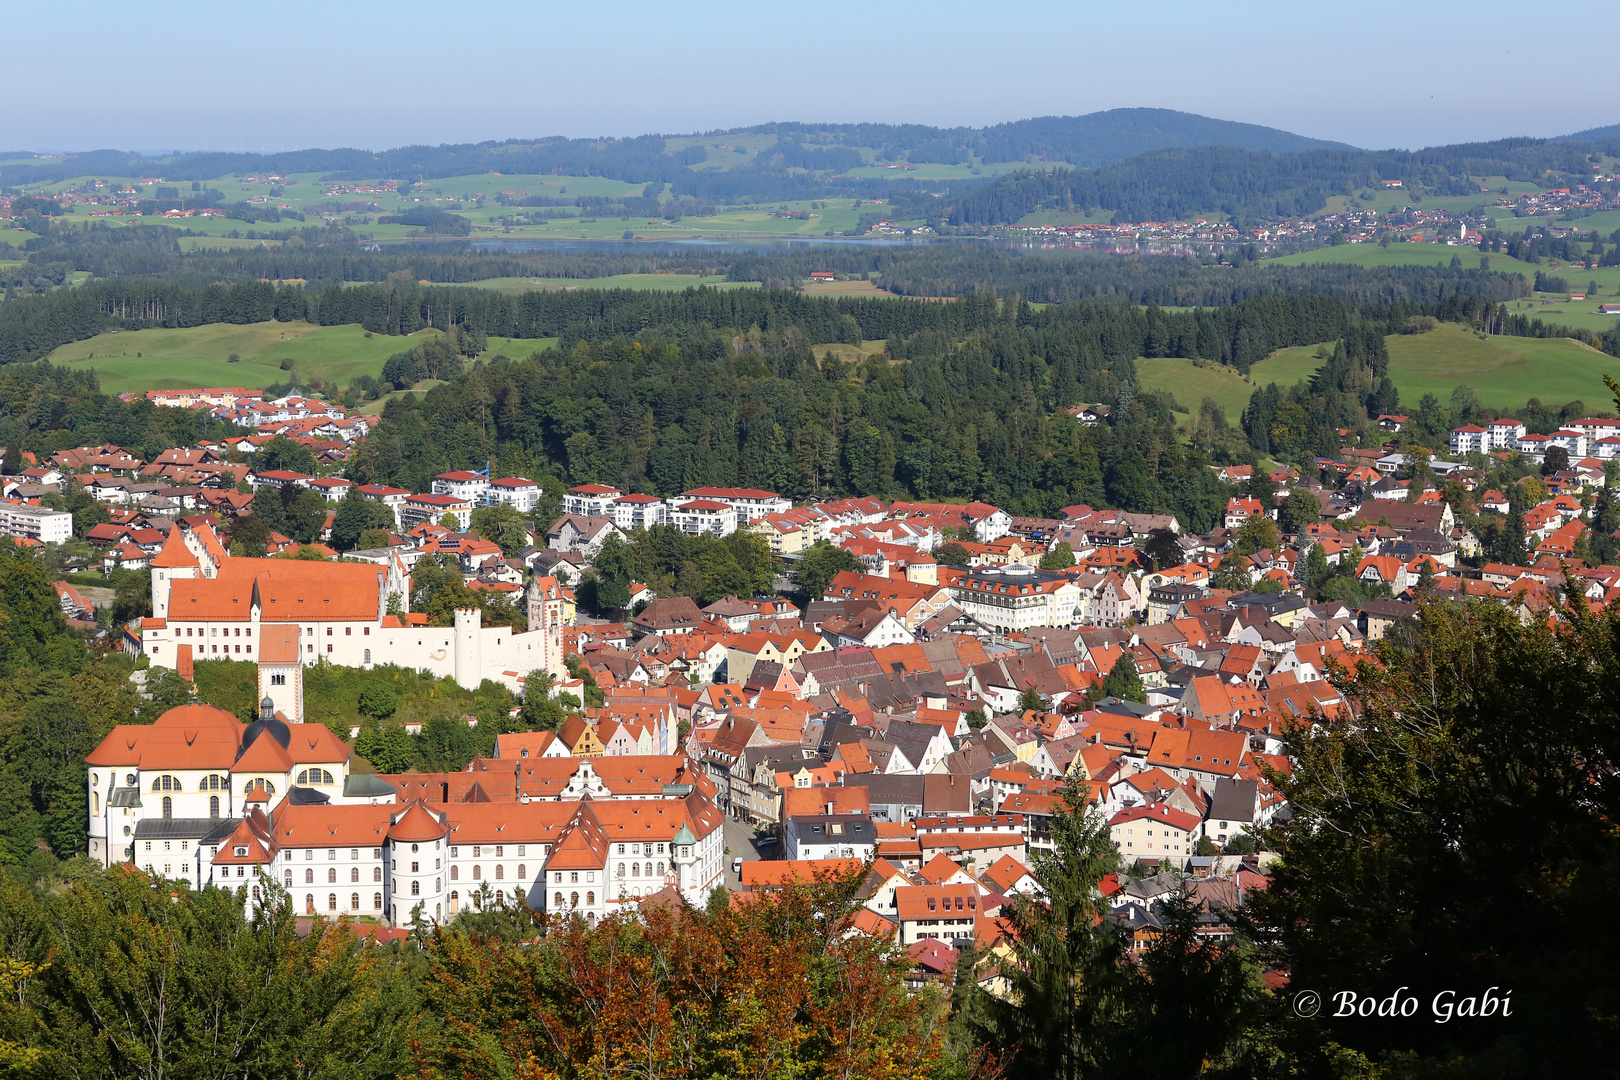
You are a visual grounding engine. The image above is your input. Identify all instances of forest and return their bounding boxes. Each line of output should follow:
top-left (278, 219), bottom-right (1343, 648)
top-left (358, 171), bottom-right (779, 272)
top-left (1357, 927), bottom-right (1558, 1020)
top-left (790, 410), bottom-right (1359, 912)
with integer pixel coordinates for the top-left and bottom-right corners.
top-left (922, 133), bottom-right (1620, 226)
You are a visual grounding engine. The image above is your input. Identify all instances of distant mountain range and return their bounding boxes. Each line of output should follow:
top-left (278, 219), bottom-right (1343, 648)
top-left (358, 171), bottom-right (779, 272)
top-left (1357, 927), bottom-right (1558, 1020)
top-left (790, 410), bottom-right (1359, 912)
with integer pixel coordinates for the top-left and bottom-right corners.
top-left (0, 109), bottom-right (1349, 187)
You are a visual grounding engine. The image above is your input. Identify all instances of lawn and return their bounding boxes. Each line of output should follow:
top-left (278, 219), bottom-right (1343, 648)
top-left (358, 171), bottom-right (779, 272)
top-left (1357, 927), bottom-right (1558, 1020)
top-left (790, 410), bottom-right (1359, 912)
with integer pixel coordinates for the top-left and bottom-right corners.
top-left (46, 322), bottom-right (442, 395)
top-left (1380, 323), bottom-right (1618, 412)
top-left (1264, 323), bottom-right (1619, 414)
top-left (1134, 357), bottom-right (1261, 419)
top-left (1266, 243), bottom-right (1539, 273)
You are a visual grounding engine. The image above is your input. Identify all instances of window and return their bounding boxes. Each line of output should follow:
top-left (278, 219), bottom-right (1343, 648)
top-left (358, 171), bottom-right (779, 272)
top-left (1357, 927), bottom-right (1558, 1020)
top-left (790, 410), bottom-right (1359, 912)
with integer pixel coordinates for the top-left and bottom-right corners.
top-left (304, 868), bottom-right (314, 884)
top-left (450, 866), bottom-right (459, 881)
top-left (328, 868), bottom-right (337, 884)
top-left (151, 774), bottom-right (181, 792)
top-left (586, 891), bottom-right (594, 905)
top-left (555, 892), bottom-right (564, 907)
top-left (161, 796), bottom-right (172, 819)
top-left (364, 649), bottom-right (371, 664)
top-left (472, 865), bottom-right (482, 881)
top-left (306, 895), bottom-right (315, 914)
top-left (450, 891), bottom-right (460, 914)
top-left (209, 796), bottom-right (219, 818)
top-left (296, 769), bottom-right (334, 786)
top-left (616, 863), bottom-right (625, 878)
top-left (373, 893), bottom-right (382, 910)
top-left (411, 881), bottom-right (420, 896)
top-left (285, 870), bottom-right (292, 886)
top-left (570, 891), bottom-right (579, 906)
top-left (329, 894), bottom-right (337, 912)
top-left (271, 673), bottom-right (285, 686)
top-left (517, 864), bottom-right (525, 879)
top-left (201, 774), bottom-right (226, 791)
top-left (244, 779), bottom-right (275, 796)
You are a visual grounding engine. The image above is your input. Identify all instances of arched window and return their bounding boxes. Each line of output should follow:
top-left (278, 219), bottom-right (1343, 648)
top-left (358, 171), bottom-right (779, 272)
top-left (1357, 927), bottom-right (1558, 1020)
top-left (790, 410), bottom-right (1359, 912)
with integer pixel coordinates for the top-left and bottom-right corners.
top-left (350, 893), bottom-right (359, 909)
top-left (410, 880), bottom-right (420, 896)
top-left (570, 891), bottom-right (579, 907)
top-left (284, 870), bottom-right (292, 887)
top-left (328, 894), bottom-right (337, 911)
top-left (93, 792), bottom-right (100, 814)
top-left (252, 886), bottom-right (260, 902)
top-left (494, 890), bottom-right (504, 908)
top-left (327, 868), bottom-right (337, 884)
top-left (305, 869), bottom-right (314, 884)
top-left (373, 893), bottom-right (382, 910)
top-left (350, 867), bottom-right (359, 882)
top-left (243, 779), bottom-right (275, 796)
top-left (632, 862), bottom-right (640, 877)
top-left (617, 863), bottom-right (625, 878)
top-left (473, 892), bottom-right (482, 910)
top-left (450, 891), bottom-right (460, 913)
top-left (656, 861), bottom-right (665, 876)
top-left (296, 769), bottom-right (335, 786)
top-left (161, 796), bottom-right (172, 819)
top-left (373, 866), bottom-right (382, 882)
top-left (151, 775), bottom-right (180, 792)
top-left (495, 865), bottom-right (504, 880)
top-left (364, 649), bottom-right (371, 664)
top-left (517, 864), bottom-right (525, 879)
top-left (305, 894), bottom-right (315, 914)
top-left (586, 891), bottom-right (594, 905)
top-left (450, 865), bottom-right (459, 881)
top-left (554, 891), bottom-right (564, 907)
top-left (472, 865), bottom-right (482, 881)
top-left (202, 774), bottom-right (227, 791)
top-left (209, 795), bottom-right (220, 818)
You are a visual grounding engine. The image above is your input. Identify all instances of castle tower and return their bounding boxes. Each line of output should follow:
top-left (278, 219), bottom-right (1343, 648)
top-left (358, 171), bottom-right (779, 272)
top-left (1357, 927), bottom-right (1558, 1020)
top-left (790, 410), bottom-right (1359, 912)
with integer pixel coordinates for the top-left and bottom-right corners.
top-left (453, 607), bottom-right (482, 691)
top-left (149, 527), bottom-right (200, 619)
top-left (526, 575), bottom-right (565, 680)
top-left (256, 627), bottom-right (303, 724)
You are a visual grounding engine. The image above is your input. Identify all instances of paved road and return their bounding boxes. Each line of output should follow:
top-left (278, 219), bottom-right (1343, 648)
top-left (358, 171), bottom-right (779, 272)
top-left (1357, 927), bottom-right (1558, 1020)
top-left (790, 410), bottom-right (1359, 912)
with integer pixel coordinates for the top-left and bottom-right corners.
top-left (722, 818), bottom-right (777, 888)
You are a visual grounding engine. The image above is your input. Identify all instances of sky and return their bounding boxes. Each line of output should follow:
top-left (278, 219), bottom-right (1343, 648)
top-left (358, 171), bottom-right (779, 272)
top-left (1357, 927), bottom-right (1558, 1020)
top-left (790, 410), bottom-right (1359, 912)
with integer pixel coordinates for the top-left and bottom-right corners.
top-left (7, 0), bottom-right (1618, 155)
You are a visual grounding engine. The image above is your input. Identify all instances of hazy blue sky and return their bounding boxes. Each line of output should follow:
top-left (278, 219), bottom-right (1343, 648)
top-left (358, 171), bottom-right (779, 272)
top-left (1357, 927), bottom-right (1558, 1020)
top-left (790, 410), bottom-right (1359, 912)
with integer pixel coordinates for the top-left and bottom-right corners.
top-left (8, 0), bottom-right (1615, 153)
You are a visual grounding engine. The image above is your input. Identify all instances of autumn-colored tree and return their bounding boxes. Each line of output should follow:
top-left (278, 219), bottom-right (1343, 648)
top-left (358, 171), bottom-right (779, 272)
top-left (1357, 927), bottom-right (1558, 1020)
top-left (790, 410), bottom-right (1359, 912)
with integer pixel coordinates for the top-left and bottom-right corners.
top-left (421, 866), bottom-right (944, 1080)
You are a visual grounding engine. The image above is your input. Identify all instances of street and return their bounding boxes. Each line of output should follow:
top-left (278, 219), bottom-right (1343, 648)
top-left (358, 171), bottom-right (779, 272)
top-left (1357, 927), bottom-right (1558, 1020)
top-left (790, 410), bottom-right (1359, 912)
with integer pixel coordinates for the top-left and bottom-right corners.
top-left (722, 817), bottom-right (777, 888)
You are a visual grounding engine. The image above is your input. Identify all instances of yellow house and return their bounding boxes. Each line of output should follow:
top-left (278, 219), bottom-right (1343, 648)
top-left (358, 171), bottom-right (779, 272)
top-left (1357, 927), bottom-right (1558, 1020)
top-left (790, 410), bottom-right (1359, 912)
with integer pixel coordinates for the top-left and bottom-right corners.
top-left (558, 714), bottom-right (604, 757)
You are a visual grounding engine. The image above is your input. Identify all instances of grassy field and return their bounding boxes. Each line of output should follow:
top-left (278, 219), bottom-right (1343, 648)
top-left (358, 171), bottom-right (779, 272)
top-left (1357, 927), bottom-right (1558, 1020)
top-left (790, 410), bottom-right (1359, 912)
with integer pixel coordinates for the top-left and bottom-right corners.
top-left (438, 274), bottom-right (752, 292)
top-left (1137, 323), bottom-right (1618, 422)
top-left (482, 336), bottom-right (558, 359)
top-left (45, 322), bottom-right (439, 395)
top-left (1136, 349), bottom-right (1323, 419)
top-left (800, 278), bottom-right (904, 298)
top-left (1266, 242), bottom-right (1539, 273)
top-left (810, 341), bottom-right (888, 363)
top-left (1264, 324), bottom-right (1618, 412)
top-left (1380, 323), bottom-right (1618, 411)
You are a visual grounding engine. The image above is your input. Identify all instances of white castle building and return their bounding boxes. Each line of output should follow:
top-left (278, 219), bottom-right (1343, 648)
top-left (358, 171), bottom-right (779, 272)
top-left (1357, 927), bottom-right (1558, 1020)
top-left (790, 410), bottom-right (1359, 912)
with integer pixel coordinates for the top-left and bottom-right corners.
top-left (86, 657), bottom-right (726, 926)
top-left (138, 520), bottom-right (566, 693)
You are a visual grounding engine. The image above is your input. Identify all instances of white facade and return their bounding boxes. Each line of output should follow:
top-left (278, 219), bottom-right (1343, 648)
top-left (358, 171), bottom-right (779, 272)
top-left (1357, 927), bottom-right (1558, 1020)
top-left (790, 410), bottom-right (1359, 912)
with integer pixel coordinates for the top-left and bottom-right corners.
top-left (668, 500), bottom-right (738, 537)
top-left (0, 503), bottom-right (72, 543)
top-left (563, 485), bottom-right (622, 518)
top-left (433, 472), bottom-right (491, 504)
top-left (611, 494), bottom-right (667, 531)
top-left (679, 488), bottom-right (790, 523)
top-left (402, 494), bottom-right (473, 531)
top-left (488, 477), bottom-right (541, 514)
top-left (1449, 426), bottom-right (1488, 455)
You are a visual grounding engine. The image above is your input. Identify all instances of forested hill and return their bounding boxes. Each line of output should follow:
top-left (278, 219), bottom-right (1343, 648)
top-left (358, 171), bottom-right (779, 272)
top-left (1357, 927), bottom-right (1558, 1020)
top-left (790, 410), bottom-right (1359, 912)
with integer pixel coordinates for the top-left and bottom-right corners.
top-left (734, 109), bottom-right (1350, 167)
top-left (917, 136), bottom-right (1620, 225)
top-left (0, 109), bottom-right (1344, 187)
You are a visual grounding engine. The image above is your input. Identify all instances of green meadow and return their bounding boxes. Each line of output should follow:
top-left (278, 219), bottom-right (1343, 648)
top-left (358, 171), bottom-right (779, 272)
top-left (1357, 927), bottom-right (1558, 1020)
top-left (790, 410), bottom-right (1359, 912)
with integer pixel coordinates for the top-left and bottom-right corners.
top-left (1137, 322), bottom-right (1620, 426)
top-left (45, 322), bottom-right (433, 395)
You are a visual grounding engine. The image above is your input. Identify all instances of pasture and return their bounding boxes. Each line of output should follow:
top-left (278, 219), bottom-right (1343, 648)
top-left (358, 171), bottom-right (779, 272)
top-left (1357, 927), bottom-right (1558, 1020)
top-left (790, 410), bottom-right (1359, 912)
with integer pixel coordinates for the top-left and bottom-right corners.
top-left (45, 322), bottom-right (434, 396)
top-left (1266, 242), bottom-right (1539, 273)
